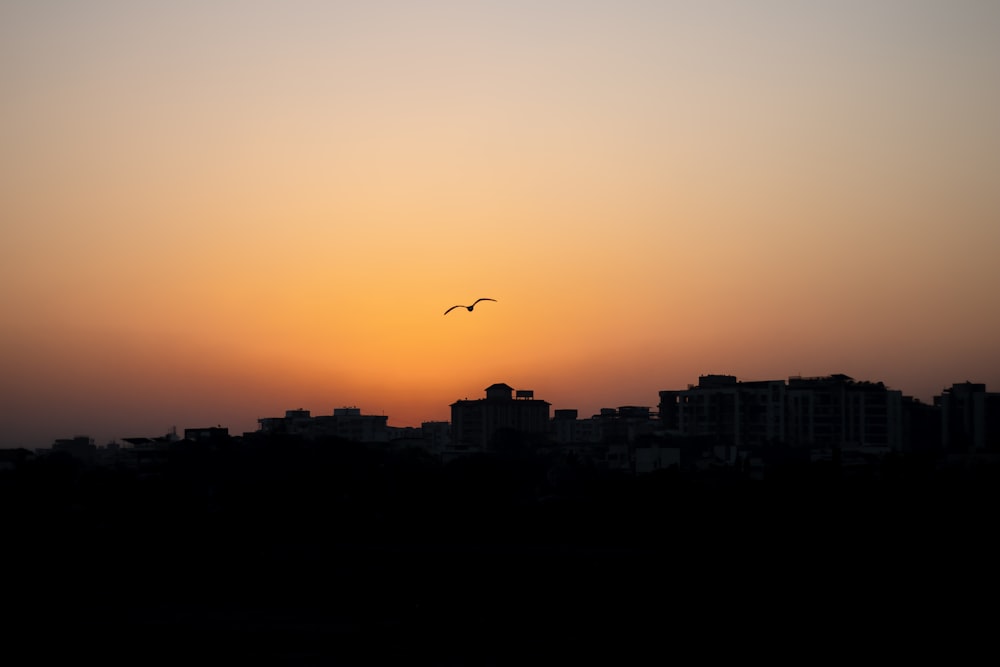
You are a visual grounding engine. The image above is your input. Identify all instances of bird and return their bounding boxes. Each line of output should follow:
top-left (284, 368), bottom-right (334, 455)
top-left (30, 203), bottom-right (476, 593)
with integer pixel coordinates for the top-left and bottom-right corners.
top-left (444, 298), bottom-right (496, 315)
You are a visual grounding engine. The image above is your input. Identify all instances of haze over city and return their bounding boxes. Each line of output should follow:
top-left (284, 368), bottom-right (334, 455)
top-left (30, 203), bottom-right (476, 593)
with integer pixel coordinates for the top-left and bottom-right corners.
top-left (3, 1), bottom-right (999, 450)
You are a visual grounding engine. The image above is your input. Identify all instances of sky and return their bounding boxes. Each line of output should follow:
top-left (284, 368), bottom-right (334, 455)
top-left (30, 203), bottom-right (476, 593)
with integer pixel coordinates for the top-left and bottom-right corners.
top-left (2, 0), bottom-right (999, 448)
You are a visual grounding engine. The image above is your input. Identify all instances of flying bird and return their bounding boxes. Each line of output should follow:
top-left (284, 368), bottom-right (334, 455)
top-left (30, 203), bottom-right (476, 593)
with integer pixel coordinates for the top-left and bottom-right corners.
top-left (444, 298), bottom-right (497, 315)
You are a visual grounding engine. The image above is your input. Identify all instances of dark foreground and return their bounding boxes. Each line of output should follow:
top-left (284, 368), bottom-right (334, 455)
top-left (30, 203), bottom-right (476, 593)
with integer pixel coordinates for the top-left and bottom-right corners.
top-left (3, 446), bottom-right (998, 664)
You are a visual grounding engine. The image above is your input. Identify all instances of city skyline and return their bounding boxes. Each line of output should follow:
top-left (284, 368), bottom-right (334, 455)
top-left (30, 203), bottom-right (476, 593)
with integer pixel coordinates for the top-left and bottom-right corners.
top-left (3, 2), bottom-right (999, 450)
top-left (8, 370), bottom-right (994, 451)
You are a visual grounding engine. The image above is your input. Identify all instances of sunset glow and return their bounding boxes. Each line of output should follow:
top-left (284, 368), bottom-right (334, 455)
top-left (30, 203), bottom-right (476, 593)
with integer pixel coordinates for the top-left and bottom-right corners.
top-left (3, 1), bottom-right (999, 447)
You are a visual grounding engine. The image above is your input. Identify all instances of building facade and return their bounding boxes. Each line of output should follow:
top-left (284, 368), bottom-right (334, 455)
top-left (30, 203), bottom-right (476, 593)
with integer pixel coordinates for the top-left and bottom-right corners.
top-left (936, 382), bottom-right (1000, 453)
top-left (450, 383), bottom-right (550, 452)
top-left (257, 407), bottom-right (389, 443)
top-left (659, 375), bottom-right (785, 448)
top-left (660, 374), bottom-right (903, 453)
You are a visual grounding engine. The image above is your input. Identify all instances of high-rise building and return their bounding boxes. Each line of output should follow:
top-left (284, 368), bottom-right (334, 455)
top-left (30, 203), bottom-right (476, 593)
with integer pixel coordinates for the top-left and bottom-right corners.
top-left (450, 383), bottom-right (550, 452)
top-left (660, 374), bottom-right (902, 452)
top-left (936, 382), bottom-right (1000, 453)
top-left (786, 375), bottom-right (902, 451)
top-left (659, 375), bottom-right (785, 447)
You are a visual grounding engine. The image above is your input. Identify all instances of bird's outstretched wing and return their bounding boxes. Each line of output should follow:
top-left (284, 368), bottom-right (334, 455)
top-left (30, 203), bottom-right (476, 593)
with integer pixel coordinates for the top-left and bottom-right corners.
top-left (444, 298), bottom-right (496, 315)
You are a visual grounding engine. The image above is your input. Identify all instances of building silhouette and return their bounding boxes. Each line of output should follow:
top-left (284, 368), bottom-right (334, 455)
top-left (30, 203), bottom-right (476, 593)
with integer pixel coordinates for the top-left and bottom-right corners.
top-left (936, 381), bottom-right (1000, 453)
top-left (183, 426), bottom-right (230, 444)
top-left (257, 407), bottom-right (389, 442)
top-left (660, 374), bottom-right (904, 457)
top-left (26, 374), bottom-right (1000, 471)
top-left (450, 383), bottom-right (550, 452)
top-left (659, 374), bottom-right (786, 448)
top-left (50, 435), bottom-right (97, 461)
top-left (786, 374), bottom-right (902, 453)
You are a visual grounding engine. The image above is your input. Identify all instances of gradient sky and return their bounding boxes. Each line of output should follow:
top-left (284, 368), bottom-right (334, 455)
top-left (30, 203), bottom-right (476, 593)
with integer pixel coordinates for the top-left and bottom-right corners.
top-left (3, 1), bottom-right (999, 448)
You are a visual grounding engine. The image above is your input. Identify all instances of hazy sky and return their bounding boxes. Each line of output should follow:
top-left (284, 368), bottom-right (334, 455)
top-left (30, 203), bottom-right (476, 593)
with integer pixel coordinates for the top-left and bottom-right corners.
top-left (3, 1), bottom-right (999, 447)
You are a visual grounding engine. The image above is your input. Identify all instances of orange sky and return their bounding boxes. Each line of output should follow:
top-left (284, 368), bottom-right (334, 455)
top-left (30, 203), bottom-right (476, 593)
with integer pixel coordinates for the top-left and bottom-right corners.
top-left (2, 1), bottom-right (999, 448)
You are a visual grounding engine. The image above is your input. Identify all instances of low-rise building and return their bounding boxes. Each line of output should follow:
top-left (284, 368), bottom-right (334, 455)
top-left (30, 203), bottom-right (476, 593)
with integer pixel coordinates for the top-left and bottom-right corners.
top-left (257, 407), bottom-right (389, 443)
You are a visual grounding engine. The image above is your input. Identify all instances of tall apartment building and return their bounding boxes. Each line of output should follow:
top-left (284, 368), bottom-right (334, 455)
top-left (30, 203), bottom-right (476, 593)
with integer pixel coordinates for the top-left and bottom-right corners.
top-left (659, 375), bottom-right (785, 447)
top-left (786, 375), bottom-right (902, 451)
top-left (660, 374), bottom-right (902, 452)
top-left (936, 382), bottom-right (1000, 453)
top-left (450, 383), bottom-right (550, 452)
